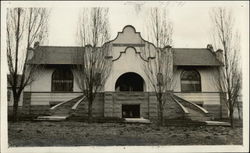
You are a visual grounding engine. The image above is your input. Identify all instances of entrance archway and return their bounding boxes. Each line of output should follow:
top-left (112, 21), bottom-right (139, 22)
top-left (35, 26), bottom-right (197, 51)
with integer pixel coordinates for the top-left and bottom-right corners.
top-left (115, 72), bottom-right (144, 91)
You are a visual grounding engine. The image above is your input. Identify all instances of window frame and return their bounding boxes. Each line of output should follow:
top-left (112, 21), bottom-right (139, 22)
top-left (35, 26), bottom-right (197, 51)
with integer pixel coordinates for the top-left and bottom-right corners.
top-left (51, 68), bottom-right (74, 92)
top-left (180, 69), bottom-right (201, 92)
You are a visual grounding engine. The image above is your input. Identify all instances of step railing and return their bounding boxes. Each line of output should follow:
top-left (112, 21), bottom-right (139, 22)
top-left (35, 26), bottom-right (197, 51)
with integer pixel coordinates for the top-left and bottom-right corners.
top-left (50, 95), bottom-right (83, 110)
top-left (172, 94), bottom-right (209, 115)
top-left (71, 96), bottom-right (86, 110)
top-left (171, 95), bottom-right (189, 114)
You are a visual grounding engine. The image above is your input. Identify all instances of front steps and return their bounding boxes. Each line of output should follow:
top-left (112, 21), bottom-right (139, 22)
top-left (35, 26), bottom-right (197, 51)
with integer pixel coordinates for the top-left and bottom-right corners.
top-left (205, 121), bottom-right (230, 126)
top-left (171, 94), bottom-right (212, 122)
top-left (50, 95), bottom-right (85, 116)
top-left (36, 93), bottom-right (214, 123)
top-left (35, 115), bottom-right (68, 121)
top-left (36, 95), bottom-right (86, 121)
top-left (124, 118), bottom-right (151, 124)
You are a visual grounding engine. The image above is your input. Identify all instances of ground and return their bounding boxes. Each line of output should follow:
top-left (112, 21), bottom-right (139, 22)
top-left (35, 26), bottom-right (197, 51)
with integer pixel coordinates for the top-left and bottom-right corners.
top-left (8, 121), bottom-right (242, 146)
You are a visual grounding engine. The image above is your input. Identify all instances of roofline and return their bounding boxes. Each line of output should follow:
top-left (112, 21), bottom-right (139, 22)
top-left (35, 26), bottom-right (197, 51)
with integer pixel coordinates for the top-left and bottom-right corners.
top-left (173, 48), bottom-right (209, 50)
top-left (37, 45), bottom-right (83, 48)
top-left (36, 46), bottom-right (215, 50)
top-left (174, 64), bottom-right (222, 67)
top-left (173, 48), bottom-right (223, 66)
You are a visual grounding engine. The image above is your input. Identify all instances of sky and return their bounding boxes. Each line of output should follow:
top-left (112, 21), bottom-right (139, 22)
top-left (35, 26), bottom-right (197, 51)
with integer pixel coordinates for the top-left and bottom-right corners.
top-left (45, 1), bottom-right (248, 49)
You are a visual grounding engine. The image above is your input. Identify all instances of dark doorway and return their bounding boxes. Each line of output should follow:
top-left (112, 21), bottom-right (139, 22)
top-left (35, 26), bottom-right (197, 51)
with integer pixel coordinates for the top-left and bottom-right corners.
top-left (115, 72), bottom-right (144, 91)
top-left (122, 104), bottom-right (140, 118)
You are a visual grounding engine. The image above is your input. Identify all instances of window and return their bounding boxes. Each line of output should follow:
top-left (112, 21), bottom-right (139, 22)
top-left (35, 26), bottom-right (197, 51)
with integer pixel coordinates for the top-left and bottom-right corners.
top-left (115, 72), bottom-right (144, 92)
top-left (52, 68), bottom-right (73, 92)
top-left (122, 104), bottom-right (140, 118)
top-left (181, 70), bottom-right (201, 92)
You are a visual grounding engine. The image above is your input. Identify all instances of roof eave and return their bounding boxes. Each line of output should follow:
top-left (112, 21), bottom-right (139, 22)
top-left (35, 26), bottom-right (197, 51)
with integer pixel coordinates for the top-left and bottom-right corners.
top-left (173, 64), bottom-right (222, 67)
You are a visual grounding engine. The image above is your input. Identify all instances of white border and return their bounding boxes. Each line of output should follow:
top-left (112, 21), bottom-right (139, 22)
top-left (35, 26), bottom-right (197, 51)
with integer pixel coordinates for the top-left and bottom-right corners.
top-left (1, 1), bottom-right (249, 153)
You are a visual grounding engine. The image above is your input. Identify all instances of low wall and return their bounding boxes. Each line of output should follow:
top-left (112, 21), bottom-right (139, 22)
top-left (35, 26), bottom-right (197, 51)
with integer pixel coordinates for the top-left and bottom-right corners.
top-left (21, 91), bottom-right (225, 119)
top-left (74, 93), bottom-right (104, 117)
top-left (22, 92), bottom-right (82, 116)
top-left (104, 92), bottom-right (184, 120)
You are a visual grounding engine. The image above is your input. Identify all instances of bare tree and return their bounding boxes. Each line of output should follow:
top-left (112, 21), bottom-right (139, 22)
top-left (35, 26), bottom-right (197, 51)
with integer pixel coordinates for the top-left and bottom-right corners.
top-left (210, 8), bottom-right (242, 128)
top-left (74, 8), bottom-right (112, 121)
top-left (7, 8), bottom-right (50, 121)
top-left (142, 8), bottom-right (173, 126)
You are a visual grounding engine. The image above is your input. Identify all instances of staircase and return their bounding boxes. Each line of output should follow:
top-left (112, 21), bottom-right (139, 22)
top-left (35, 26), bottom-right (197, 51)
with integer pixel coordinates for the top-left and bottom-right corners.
top-left (36, 95), bottom-right (86, 121)
top-left (171, 94), bottom-right (212, 122)
top-left (50, 95), bottom-right (85, 116)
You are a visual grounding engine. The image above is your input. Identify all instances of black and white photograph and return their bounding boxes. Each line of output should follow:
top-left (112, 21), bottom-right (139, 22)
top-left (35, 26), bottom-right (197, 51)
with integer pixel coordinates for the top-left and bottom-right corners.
top-left (1, 1), bottom-right (249, 153)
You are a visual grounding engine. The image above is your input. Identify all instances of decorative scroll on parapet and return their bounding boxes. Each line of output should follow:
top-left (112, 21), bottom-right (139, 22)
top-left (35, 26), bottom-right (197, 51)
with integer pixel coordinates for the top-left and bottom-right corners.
top-left (112, 46), bottom-right (156, 62)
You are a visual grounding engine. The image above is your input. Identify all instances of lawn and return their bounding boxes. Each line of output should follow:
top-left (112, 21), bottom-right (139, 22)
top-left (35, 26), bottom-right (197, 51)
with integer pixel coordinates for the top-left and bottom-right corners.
top-left (8, 121), bottom-right (242, 146)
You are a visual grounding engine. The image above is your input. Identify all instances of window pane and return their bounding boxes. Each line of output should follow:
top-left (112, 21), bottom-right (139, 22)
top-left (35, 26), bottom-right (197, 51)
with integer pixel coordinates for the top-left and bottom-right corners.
top-left (181, 70), bottom-right (201, 92)
top-left (52, 68), bottom-right (73, 92)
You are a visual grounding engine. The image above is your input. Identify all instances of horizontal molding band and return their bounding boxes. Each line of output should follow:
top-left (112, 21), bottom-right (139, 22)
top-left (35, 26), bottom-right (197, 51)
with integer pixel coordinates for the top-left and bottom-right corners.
top-left (112, 43), bottom-right (145, 47)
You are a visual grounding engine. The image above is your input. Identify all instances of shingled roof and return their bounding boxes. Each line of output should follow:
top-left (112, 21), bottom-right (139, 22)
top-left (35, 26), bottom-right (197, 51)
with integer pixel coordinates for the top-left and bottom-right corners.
top-left (28, 46), bottom-right (84, 65)
top-left (173, 48), bottom-right (222, 66)
top-left (28, 46), bottom-right (222, 66)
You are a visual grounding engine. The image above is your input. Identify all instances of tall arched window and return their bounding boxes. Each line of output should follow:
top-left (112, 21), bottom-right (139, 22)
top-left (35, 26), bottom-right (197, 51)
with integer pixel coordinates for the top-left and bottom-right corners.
top-left (52, 68), bottom-right (73, 92)
top-left (181, 70), bottom-right (201, 92)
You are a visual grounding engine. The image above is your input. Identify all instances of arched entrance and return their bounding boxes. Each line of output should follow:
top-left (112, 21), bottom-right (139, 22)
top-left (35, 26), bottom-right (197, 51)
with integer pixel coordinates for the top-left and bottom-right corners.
top-left (115, 72), bottom-right (144, 92)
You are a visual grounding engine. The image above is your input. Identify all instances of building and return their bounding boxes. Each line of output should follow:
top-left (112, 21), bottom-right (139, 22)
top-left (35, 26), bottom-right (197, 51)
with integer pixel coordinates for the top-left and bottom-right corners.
top-left (15, 25), bottom-right (228, 121)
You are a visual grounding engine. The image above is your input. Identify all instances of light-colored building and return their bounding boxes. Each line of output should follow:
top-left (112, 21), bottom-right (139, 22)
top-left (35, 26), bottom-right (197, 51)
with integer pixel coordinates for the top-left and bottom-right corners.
top-left (16, 25), bottom-right (228, 121)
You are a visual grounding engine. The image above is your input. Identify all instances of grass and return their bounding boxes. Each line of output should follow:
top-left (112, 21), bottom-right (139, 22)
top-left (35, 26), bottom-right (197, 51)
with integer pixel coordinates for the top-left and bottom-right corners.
top-left (8, 121), bottom-right (242, 146)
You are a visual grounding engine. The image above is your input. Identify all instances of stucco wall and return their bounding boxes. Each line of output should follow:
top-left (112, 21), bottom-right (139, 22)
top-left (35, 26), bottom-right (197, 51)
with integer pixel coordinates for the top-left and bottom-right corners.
top-left (172, 67), bottom-right (220, 92)
top-left (24, 67), bottom-right (81, 92)
top-left (105, 47), bottom-right (151, 92)
top-left (104, 26), bottom-right (157, 92)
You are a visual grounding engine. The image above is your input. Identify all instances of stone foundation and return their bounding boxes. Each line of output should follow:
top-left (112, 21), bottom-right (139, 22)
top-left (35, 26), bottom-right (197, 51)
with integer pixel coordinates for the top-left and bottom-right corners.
top-left (74, 93), bottom-right (104, 117)
top-left (20, 91), bottom-right (225, 120)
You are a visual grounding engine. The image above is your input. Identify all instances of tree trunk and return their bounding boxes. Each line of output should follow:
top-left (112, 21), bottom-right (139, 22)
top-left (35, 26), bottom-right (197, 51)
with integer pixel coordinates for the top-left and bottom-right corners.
top-left (237, 101), bottom-right (241, 120)
top-left (229, 108), bottom-right (234, 128)
top-left (12, 95), bottom-right (20, 122)
top-left (159, 102), bottom-right (164, 126)
top-left (158, 94), bottom-right (164, 126)
top-left (88, 96), bottom-right (93, 122)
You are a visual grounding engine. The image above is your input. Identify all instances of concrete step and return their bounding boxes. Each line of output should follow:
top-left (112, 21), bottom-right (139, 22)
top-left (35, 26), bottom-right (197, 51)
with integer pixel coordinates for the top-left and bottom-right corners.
top-left (124, 118), bottom-right (151, 124)
top-left (35, 115), bottom-right (69, 121)
top-left (205, 121), bottom-right (231, 126)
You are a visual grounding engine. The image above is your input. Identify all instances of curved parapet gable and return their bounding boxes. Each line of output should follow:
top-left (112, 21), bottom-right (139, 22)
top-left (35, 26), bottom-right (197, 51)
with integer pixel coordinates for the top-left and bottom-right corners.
top-left (106, 25), bottom-right (158, 62)
top-left (113, 25), bottom-right (145, 44)
top-left (112, 46), bottom-right (155, 62)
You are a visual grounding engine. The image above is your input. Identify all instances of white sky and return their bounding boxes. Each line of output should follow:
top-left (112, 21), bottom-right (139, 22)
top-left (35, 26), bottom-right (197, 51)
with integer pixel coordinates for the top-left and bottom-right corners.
top-left (45, 1), bottom-right (248, 49)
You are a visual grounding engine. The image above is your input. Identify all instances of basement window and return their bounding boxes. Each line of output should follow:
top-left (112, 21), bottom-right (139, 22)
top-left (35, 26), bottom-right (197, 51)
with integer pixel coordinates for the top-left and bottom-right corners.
top-left (122, 104), bottom-right (140, 118)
